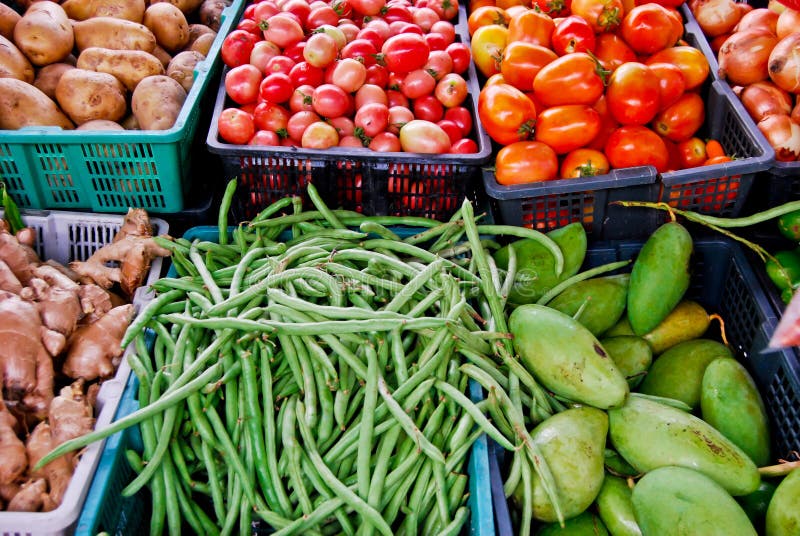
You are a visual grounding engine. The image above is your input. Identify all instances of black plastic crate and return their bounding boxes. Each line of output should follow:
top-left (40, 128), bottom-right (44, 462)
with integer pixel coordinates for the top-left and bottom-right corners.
top-left (490, 237), bottom-right (800, 535)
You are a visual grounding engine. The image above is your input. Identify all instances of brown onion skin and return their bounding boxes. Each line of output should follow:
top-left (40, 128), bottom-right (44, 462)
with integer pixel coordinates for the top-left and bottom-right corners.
top-left (718, 29), bottom-right (779, 86)
top-left (734, 8), bottom-right (779, 35)
top-left (694, 0), bottom-right (745, 37)
top-left (792, 97), bottom-right (800, 124)
top-left (777, 8), bottom-right (800, 40)
top-left (710, 33), bottom-right (732, 54)
top-left (740, 80), bottom-right (794, 122)
top-left (768, 32), bottom-right (800, 94)
top-left (758, 113), bottom-right (800, 161)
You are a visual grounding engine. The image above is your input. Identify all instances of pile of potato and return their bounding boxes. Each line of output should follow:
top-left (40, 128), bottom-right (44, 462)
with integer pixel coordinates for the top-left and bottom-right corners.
top-left (0, 0), bottom-right (232, 131)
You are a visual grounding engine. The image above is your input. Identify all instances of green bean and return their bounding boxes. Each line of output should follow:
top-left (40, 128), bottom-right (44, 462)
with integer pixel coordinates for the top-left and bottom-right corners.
top-left (382, 456), bottom-right (425, 524)
top-left (267, 288), bottom-right (410, 322)
top-left (434, 380), bottom-right (514, 450)
top-left (121, 289), bottom-right (185, 349)
top-left (281, 397), bottom-right (315, 517)
top-left (250, 195), bottom-right (296, 224)
top-left (218, 178), bottom-right (238, 244)
top-left (504, 450), bottom-right (523, 499)
top-left (536, 259), bottom-right (631, 305)
top-left (271, 497), bottom-right (346, 536)
top-left (438, 506), bottom-right (470, 536)
top-left (356, 343), bottom-right (380, 500)
top-left (518, 450), bottom-right (534, 536)
top-left (360, 220), bottom-right (401, 241)
top-left (307, 182), bottom-right (346, 229)
top-left (286, 228), bottom-right (367, 247)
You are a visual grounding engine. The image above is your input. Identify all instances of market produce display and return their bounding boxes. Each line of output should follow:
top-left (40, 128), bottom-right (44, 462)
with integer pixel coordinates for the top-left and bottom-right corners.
top-left (0, 0), bottom-right (226, 131)
top-left (0, 193), bottom-right (171, 513)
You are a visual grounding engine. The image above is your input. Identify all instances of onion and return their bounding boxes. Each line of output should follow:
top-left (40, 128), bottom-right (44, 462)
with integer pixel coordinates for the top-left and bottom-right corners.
top-left (734, 8), bottom-right (779, 35)
top-left (718, 30), bottom-right (779, 86)
top-left (792, 96), bottom-right (800, 123)
top-left (740, 80), bottom-right (794, 121)
top-left (710, 33), bottom-right (732, 54)
top-left (777, 8), bottom-right (800, 39)
top-left (768, 32), bottom-right (800, 93)
top-left (693, 0), bottom-right (745, 37)
top-left (758, 113), bottom-right (800, 160)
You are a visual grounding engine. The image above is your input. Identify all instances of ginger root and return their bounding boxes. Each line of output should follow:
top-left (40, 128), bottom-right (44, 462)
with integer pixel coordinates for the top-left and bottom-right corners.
top-left (69, 208), bottom-right (172, 297)
top-left (6, 478), bottom-right (46, 512)
top-left (0, 399), bottom-right (27, 486)
top-left (63, 304), bottom-right (135, 381)
top-left (26, 422), bottom-right (72, 509)
top-left (48, 382), bottom-right (94, 467)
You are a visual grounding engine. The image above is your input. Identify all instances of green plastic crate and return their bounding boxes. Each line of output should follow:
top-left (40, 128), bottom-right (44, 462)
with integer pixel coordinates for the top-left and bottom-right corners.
top-left (0, 0), bottom-right (245, 214)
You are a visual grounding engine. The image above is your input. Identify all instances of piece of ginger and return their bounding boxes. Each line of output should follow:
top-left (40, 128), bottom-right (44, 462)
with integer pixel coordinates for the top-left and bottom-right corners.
top-left (0, 399), bottom-right (27, 486)
top-left (62, 304), bottom-right (135, 381)
top-left (26, 422), bottom-right (72, 509)
top-left (0, 292), bottom-right (51, 404)
top-left (6, 478), bottom-right (46, 512)
top-left (48, 382), bottom-right (94, 468)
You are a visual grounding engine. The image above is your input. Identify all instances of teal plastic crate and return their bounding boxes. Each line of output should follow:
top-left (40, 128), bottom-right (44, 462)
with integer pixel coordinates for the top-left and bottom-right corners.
top-left (78, 224), bottom-right (496, 536)
top-left (0, 0), bottom-right (245, 214)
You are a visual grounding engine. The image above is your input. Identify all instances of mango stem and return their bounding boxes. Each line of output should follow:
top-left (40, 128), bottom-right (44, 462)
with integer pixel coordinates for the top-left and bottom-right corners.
top-left (758, 459), bottom-right (800, 478)
top-left (709, 314), bottom-right (729, 347)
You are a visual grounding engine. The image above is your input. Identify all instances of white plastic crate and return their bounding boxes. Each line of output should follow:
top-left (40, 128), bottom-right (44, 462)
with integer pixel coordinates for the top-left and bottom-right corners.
top-left (0, 209), bottom-right (167, 536)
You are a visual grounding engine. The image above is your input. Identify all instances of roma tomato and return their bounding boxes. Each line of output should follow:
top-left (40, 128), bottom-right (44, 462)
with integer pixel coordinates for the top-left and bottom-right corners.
top-left (569, 0), bottom-right (625, 33)
top-left (446, 42), bottom-right (472, 74)
top-left (507, 9), bottom-right (555, 48)
top-left (676, 136), bottom-right (707, 168)
top-left (593, 32), bottom-right (636, 72)
top-left (500, 42), bottom-right (558, 92)
top-left (651, 91), bottom-right (705, 142)
top-left (551, 15), bottom-right (596, 56)
top-left (222, 30), bottom-right (260, 68)
top-left (413, 95), bottom-right (445, 122)
top-left (647, 61), bottom-right (686, 110)
top-left (604, 125), bottom-right (670, 172)
top-left (381, 33), bottom-right (430, 74)
top-left (401, 69), bottom-right (437, 100)
top-left (470, 24), bottom-right (508, 78)
top-left (620, 2), bottom-right (680, 55)
top-left (605, 62), bottom-right (661, 126)
top-left (398, 120), bottom-right (451, 153)
top-left (495, 141), bottom-right (559, 184)
top-left (262, 14), bottom-right (305, 49)
top-left (532, 52), bottom-right (606, 107)
top-left (218, 108), bottom-right (255, 144)
top-left (468, 6), bottom-right (510, 36)
top-left (225, 64), bottom-right (264, 105)
top-left (478, 83), bottom-right (537, 145)
top-left (645, 46), bottom-right (709, 91)
top-left (560, 148), bottom-right (610, 178)
top-left (534, 104), bottom-right (601, 154)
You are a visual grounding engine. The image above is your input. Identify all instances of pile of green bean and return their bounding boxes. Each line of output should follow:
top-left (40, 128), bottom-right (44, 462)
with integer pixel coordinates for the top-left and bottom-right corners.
top-left (37, 182), bottom-right (569, 535)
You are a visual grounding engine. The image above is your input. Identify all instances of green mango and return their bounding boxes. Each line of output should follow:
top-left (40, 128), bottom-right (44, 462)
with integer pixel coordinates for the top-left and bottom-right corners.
top-left (627, 221), bottom-right (692, 336)
top-left (631, 466), bottom-right (757, 536)
top-left (510, 304), bottom-right (629, 409)
top-left (738, 480), bottom-right (778, 532)
top-left (547, 275), bottom-right (629, 336)
top-left (595, 474), bottom-right (641, 536)
top-left (495, 222), bottom-right (587, 304)
top-left (516, 407), bottom-right (609, 523)
top-left (604, 449), bottom-right (639, 478)
top-left (766, 469), bottom-right (800, 536)
top-left (701, 357), bottom-right (771, 467)
top-left (641, 300), bottom-right (711, 355)
top-left (638, 339), bottom-right (732, 410)
top-left (599, 336), bottom-right (652, 389)
top-left (609, 395), bottom-right (761, 496)
top-left (604, 317), bottom-right (634, 337)
top-left (537, 512), bottom-right (610, 535)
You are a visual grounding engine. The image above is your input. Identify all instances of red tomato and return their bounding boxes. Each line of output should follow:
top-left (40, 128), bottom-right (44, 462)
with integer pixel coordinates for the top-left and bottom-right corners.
top-left (534, 104), bottom-right (601, 154)
top-left (287, 110), bottom-right (321, 141)
top-left (302, 121), bottom-right (340, 148)
top-left (560, 148), bottom-right (610, 178)
top-left (586, 95), bottom-right (620, 150)
top-left (500, 42), bottom-right (558, 92)
top-left (312, 84), bottom-right (351, 118)
top-left (430, 20), bottom-right (456, 45)
top-left (604, 125), bottom-right (669, 172)
top-left (263, 14), bottom-right (305, 49)
top-left (332, 59), bottom-right (368, 93)
top-left (225, 64), bottom-right (264, 105)
top-left (304, 32), bottom-right (339, 69)
top-left (237, 18), bottom-right (262, 36)
top-left (289, 85), bottom-right (316, 113)
top-left (620, 3), bottom-right (680, 55)
top-left (413, 94), bottom-right (445, 122)
top-left (424, 50), bottom-right (454, 81)
top-left (507, 9), bottom-right (555, 48)
top-left (532, 0), bottom-right (571, 17)
top-left (434, 73), bottom-right (468, 108)
top-left (289, 62), bottom-right (324, 87)
top-left (605, 62), bottom-right (661, 126)
top-left (651, 91), bottom-right (705, 142)
top-left (676, 136), bottom-right (708, 168)
top-left (388, 105), bottom-right (415, 134)
top-left (341, 39), bottom-right (379, 67)
top-left (250, 41), bottom-right (283, 74)
top-left (265, 55), bottom-right (296, 76)
top-left (401, 69), bottom-right (437, 100)
top-left (478, 83), bottom-right (537, 145)
top-left (253, 101), bottom-right (291, 132)
top-left (398, 120), bottom-right (451, 153)
top-left (369, 131), bottom-right (402, 151)
top-left (450, 138), bottom-right (479, 153)
top-left (249, 129), bottom-right (282, 146)
top-left (282, 0), bottom-right (311, 27)
top-left (218, 108), bottom-right (255, 144)
top-left (259, 72), bottom-right (294, 103)
top-left (381, 33), bottom-right (430, 74)
top-left (569, 0), bottom-right (625, 33)
top-left (306, 5), bottom-right (340, 30)
top-left (328, 116), bottom-right (355, 137)
top-left (437, 119), bottom-right (463, 144)
top-left (446, 42), bottom-right (472, 75)
top-left (444, 106), bottom-right (473, 136)
top-left (355, 84), bottom-right (389, 108)
top-left (593, 32), bottom-right (636, 72)
top-left (355, 102), bottom-right (390, 138)
top-left (414, 8), bottom-right (443, 32)
top-left (495, 141), bottom-right (559, 184)
top-left (427, 0), bottom-right (459, 21)
top-left (532, 52), bottom-right (606, 107)
top-left (350, 0), bottom-right (386, 15)
top-left (551, 15), bottom-right (596, 56)
top-left (221, 30), bottom-right (260, 68)
top-left (253, 1), bottom-right (280, 24)
top-left (283, 41), bottom-right (307, 65)
top-left (647, 62), bottom-right (686, 111)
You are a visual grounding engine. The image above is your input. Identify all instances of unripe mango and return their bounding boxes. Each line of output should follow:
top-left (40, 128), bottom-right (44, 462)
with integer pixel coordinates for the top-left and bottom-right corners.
top-left (631, 466), bottom-right (757, 535)
top-left (641, 300), bottom-right (711, 354)
top-left (600, 336), bottom-right (652, 389)
top-left (595, 474), bottom-right (642, 536)
top-left (627, 221), bottom-right (692, 335)
top-left (510, 304), bottom-right (629, 409)
top-left (537, 512), bottom-right (610, 535)
top-left (547, 275), bottom-right (629, 336)
top-left (638, 339), bottom-right (732, 409)
top-left (701, 357), bottom-right (771, 467)
top-left (609, 395), bottom-right (760, 496)
top-left (766, 469), bottom-right (800, 536)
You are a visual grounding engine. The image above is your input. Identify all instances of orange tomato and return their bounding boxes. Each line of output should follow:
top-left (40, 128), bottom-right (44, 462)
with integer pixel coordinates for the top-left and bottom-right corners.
top-left (593, 32), bottom-right (637, 73)
top-left (560, 148), bottom-right (611, 177)
top-left (495, 141), bottom-right (559, 184)
top-left (468, 6), bottom-right (510, 35)
top-left (645, 46), bottom-right (710, 90)
top-left (500, 41), bottom-right (558, 91)
top-left (470, 24), bottom-right (509, 78)
top-left (705, 138), bottom-right (726, 159)
top-left (534, 104), bottom-right (602, 154)
top-left (507, 8), bottom-right (556, 48)
top-left (532, 52), bottom-right (607, 107)
top-left (676, 136), bottom-right (708, 168)
top-left (651, 91), bottom-right (705, 142)
top-left (478, 82), bottom-right (538, 144)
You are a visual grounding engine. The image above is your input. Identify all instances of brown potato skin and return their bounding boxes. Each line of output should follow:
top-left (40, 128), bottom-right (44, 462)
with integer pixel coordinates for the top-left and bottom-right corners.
top-left (149, 0), bottom-right (204, 15)
top-left (61, 0), bottom-right (146, 22)
top-left (55, 68), bottom-right (128, 126)
top-left (0, 35), bottom-right (34, 83)
top-left (77, 47), bottom-right (165, 92)
top-left (131, 74), bottom-right (186, 130)
top-left (0, 4), bottom-right (21, 41)
top-left (166, 50), bottom-right (204, 92)
top-left (76, 119), bottom-right (125, 131)
top-left (13, 1), bottom-right (74, 66)
top-left (73, 18), bottom-right (157, 53)
top-left (187, 32), bottom-right (215, 56)
top-left (143, 3), bottom-right (189, 53)
top-left (199, 0), bottom-right (232, 32)
top-left (33, 62), bottom-right (75, 99)
top-left (0, 78), bottom-right (74, 130)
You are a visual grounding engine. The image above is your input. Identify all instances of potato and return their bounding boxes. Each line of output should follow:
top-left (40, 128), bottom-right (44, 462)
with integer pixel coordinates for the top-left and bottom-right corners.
top-left (149, 0), bottom-right (204, 15)
top-left (61, 0), bottom-right (146, 22)
top-left (33, 62), bottom-right (75, 99)
top-left (166, 50), bottom-right (204, 92)
top-left (0, 4), bottom-right (21, 41)
top-left (13, 1), bottom-right (73, 66)
top-left (0, 78), bottom-right (74, 130)
top-left (119, 113), bottom-right (140, 130)
top-left (76, 119), bottom-right (125, 131)
top-left (150, 45), bottom-right (173, 69)
top-left (131, 74), bottom-right (186, 130)
top-left (73, 17), bottom-right (157, 53)
top-left (77, 47), bottom-right (165, 92)
top-left (55, 69), bottom-right (127, 125)
top-left (143, 3), bottom-right (189, 53)
top-left (199, 0), bottom-right (232, 32)
top-left (186, 24), bottom-right (216, 46)
top-left (187, 32), bottom-right (215, 56)
top-left (0, 35), bottom-right (34, 83)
